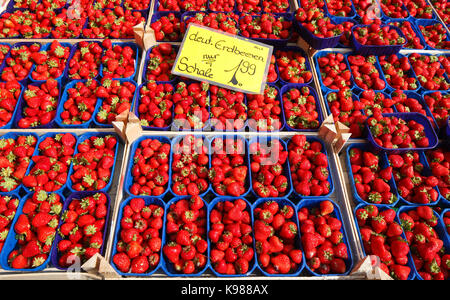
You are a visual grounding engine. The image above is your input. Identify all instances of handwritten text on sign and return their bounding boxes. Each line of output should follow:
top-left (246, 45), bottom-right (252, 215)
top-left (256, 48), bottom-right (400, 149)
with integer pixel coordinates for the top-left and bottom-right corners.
top-left (171, 24), bottom-right (273, 94)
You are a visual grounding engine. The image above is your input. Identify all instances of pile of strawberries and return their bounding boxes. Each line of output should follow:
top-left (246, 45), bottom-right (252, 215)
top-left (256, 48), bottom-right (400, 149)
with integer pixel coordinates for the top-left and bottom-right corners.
top-left (347, 55), bottom-right (386, 90)
top-left (368, 114), bottom-right (431, 149)
top-left (67, 41), bottom-right (103, 80)
top-left (254, 200), bottom-right (302, 274)
top-left (163, 196), bottom-right (208, 274)
top-left (423, 92), bottom-right (450, 128)
top-left (1, 43), bottom-right (41, 82)
top-left (7, 191), bottom-right (63, 269)
top-left (185, 12), bottom-right (239, 35)
top-left (288, 135), bottom-right (332, 198)
top-left (359, 90), bottom-right (395, 116)
top-left (380, 0), bottom-right (409, 18)
top-left (379, 54), bottom-right (418, 90)
top-left (295, 6), bottom-right (344, 39)
top-left (209, 198), bottom-right (254, 275)
top-left (326, 0), bottom-right (354, 16)
top-left (83, 9), bottom-right (146, 39)
top-left (409, 54), bottom-right (449, 90)
top-left (250, 139), bottom-right (289, 198)
top-left (145, 43), bottom-right (177, 82)
top-left (388, 152), bottom-right (439, 204)
top-left (392, 90), bottom-right (434, 126)
top-left (210, 86), bottom-right (246, 131)
top-left (400, 206), bottom-right (449, 280)
top-left (283, 86), bottom-right (320, 130)
top-left (426, 146), bottom-right (450, 202)
top-left (31, 41), bottom-right (70, 81)
top-left (356, 205), bottom-right (412, 280)
top-left (417, 23), bottom-right (450, 50)
top-left (275, 49), bottom-right (312, 84)
top-left (0, 195), bottom-right (20, 252)
top-left (354, 24), bottom-right (406, 46)
top-left (171, 135), bottom-right (209, 196)
top-left (123, 0), bottom-right (150, 10)
top-left (403, 0), bottom-right (435, 19)
top-left (237, 0), bottom-right (262, 14)
top-left (56, 193), bottom-right (109, 268)
top-left (157, 0), bottom-right (207, 11)
top-left (339, 20), bottom-right (357, 47)
top-left (299, 200), bottom-right (349, 274)
top-left (348, 146), bottom-right (397, 205)
top-left (262, 0), bottom-right (289, 13)
top-left (129, 138), bottom-right (170, 196)
top-left (173, 81), bottom-right (209, 130)
top-left (22, 133), bottom-right (76, 192)
top-left (239, 14), bottom-right (291, 40)
top-left (0, 81), bottom-right (22, 128)
top-left (113, 198), bottom-right (164, 274)
top-left (101, 39), bottom-right (136, 79)
top-left (51, 8), bottom-right (87, 39)
top-left (209, 137), bottom-right (248, 197)
top-left (0, 134), bottom-right (37, 193)
top-left (0, 10), bottom-right (54, 39)
top-left (95, 78), bottom-right (136, 125)
top-left (17, 79), bottom-right (59, 128)
top-left (137, 82), bottom-right (174, 129)
top-left (208, 0), bottom-right (233, 11)
top-left (325, 88), bottom-right (366, 138)
top-left (247, 84), bottom-right (282, 131)
top-left (317, 52), bottom-right (352, 90)
top-left (59, 80), bottom-right (99, 126)
top-left (151, 13), bottom-right (185, 42)
top-left (389, 21), bottom-right (425, 49)
top-left (69, 134), bottom-right (117, 192)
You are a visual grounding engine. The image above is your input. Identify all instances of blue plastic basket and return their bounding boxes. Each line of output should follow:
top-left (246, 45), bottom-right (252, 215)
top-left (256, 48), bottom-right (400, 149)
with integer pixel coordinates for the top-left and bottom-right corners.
top-left (332, 16), bottom-right (357, 48)
top-left (54, 79), bottom-right (100, 129)
top-left (354, 203), bottom-right (416, 280)
top-left (422, 142), bottom-right (450, 206)
top-left (248, 136), bottom-right (293, 199)
top-left (252, 197), bottom-right (305, 276)
top-left (0, 132), bottom-right (39, 194)
top-left (345, 143), bottom-right (400, 207)
top-left (28, 42), bottom-right (72, 84)
top-left (0, 192), bottom-right (22, 257)
top-left (407, 53), bottom-right (450, 91)
top-left (0, 191), bottom-right (65, 272)
top-left (357, 89), bottom-right (394, 116)
top-left (208, 197), bottom-right (257, 276)
top-left (64, 41), bottom-right (102, 80)
top-left (414, 19), bottom-right (450, 50)
top-left (124, 135), bottom-right (172, 198)
top-left (313, 50), bottom-right (354, 92)
top-left (247, 84), bottom-right (286, 132)
top-left (22, 132), bottom-right (77, 194)
top-left (298, 199), bottom-right (353, 276)
top-left (379, 2), bottom-right (410, 20)
top-left (366, 112), bottom-right (439, 153)
top-left (275, 46), bottom-right (313, 86)
top-left (13, 81), bottom-right (61, 129)
top-left (386, 19), bottom-right (427, 50)
top-left (280, 83), bottom-right (323, 132)
top-left (143, 44), bottom-right (180, 84)
top-left (324, 0), bottom-right (357, 18)
top-left (397, 205), bottom-right (449, 280)
top-left (387, 150), bottom-right (441, 206)
top-left (169, 135), bottom-right (211, 197)
top-left (50, 191), bottom-right (111, 271)
top-left (109, 196), bottom-right (166, 277)
top-left (134, 82), bottom-right (174, 131)
top-left (150, 11), bottom-right (184, 42)
top-left (351, 24), bottom-right (407, 56)
top-left (207, 135), bottom-right (251, 198)
top-left (161, 196), bottom-right (210, 276)
top-left (238, 13), bottom-right (293, 46)
top-left (66, 132), bottom-right (119, 193)
top-left (0, 81), bottom-right (24, 130)
top-left (378, 53), bottom-right (420, 92)
top-left (92, 79), bottom-right (138, 128)
top-left (99, 42), bottom-right (139, 80)
top-left (288, 136), bottom-right (335, 199)
top-left (296, 17), bottom-right (343, 50)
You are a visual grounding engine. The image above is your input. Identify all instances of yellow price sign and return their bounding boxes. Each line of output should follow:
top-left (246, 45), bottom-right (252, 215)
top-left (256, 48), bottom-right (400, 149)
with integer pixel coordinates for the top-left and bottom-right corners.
top-left (171, 23), bottom-right (273, 94)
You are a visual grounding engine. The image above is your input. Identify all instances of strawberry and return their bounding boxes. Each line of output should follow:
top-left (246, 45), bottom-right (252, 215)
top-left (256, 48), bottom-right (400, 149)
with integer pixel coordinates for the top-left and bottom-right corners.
top-left (325, 0), bottom-right (354, 16)
top-left (237, 0), bottom-right (262, 13)
top-left (423, 91), bottom-right (450, 129)
top-left (354, 24), bottom-right (405, 46)
top-left (239, 13), bottom-right (292, 40)
top-left (210, 86), bottom-right (246, 130)
top-left (83, 9), bottom-right (145, 39)
top-left (138, 82), bottom-right (173, 129)
top-left (409, 54), bottom-right (449, 90)
top-left (31, 41), bottom-right (70, 81)
top-left (185, 12), bottom-right (239, 35)
top-left (173, 82), bottom-right (209, 130)
top-left (145, 43), bottom-right (178, 82)
top-left (295, 6), bottom-right (344, 39)
top-left (151, 13), bottom-right (185, 42)
top-left (101, 41), bottom-right (136, 79)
